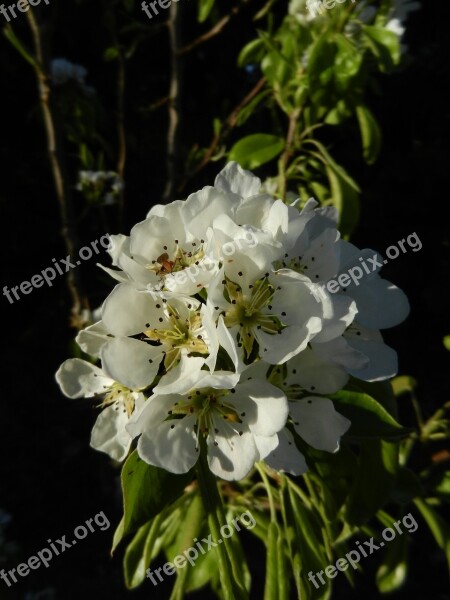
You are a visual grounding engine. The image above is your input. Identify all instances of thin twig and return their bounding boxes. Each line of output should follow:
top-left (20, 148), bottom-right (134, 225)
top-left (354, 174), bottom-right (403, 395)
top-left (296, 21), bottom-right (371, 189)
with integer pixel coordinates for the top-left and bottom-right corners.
top-left (278, 108), bottom-right (301, 200)
top-left (178, 76), bottom-right (267, 192)
top-left (25, 9), bottom-right (89, 326)
top-left (162, 0), bottom-right (183, 203)
top-left (116, 47), bottom-right (127, 227)
top-left (178, 0), bottom-right (252, 55)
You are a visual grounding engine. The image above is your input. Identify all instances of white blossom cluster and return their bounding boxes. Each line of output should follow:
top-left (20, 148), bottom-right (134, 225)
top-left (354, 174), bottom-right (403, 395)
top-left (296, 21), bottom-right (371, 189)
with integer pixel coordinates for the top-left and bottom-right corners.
top-left (50, 58), bottom-right (94, 94)
top-left (76, 171), bottom-right (124, 205)
top-left (56, 163), bottom-right (409, 481)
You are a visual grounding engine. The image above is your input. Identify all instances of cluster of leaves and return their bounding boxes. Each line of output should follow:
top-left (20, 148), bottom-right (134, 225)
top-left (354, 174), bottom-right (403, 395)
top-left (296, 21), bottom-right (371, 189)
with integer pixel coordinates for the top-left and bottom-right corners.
top-left (197, 0), bottom-right (402, 237)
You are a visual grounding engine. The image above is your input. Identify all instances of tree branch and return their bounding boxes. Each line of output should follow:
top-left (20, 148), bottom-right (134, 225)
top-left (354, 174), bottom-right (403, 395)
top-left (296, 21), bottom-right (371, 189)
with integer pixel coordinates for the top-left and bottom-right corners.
top-left (178, 76), bottom-right (267, 192)
top-left (178, 0), bottom-right (252, 56)
top-left (25, 8), bottom-right (89, 327)
top-left (162, 0), bottom-right (183, 203)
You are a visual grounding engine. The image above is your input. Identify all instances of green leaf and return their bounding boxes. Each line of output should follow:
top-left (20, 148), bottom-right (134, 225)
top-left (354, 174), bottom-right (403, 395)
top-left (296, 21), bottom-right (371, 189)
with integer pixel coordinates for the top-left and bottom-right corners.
top-left (414, 498), bottom-right (450, 575)
top-left (277, 526), bottom-right (289, 600)
top-left (331, 390), bottom-right (410, 439)
top-left (198, 0), bottom-right (215, 23)
top-left (356, 105), bottom-right (382, 165)
top-left (347, 378), bottom-right (398, 420)
top-left (229, 134), bottom-right (284, 170)
top-left (390, 468), bottom-right (423, 505)
top-left (264, 521), bottom-right (279, 600)
top-left (124, 516), bottom-right (164, 589)
top-left (288, 487), bottom-right (332, 600)
top-left (3, 26), bottom-right (37, 68)
top-left (376, 532), bottom-right (409, 593)
top-left (344, 440), bottom-right (399, 525)
top-left (362, 26), bottom-right (401, 72)
top-left (236, 91), bottom-right (271, 127)
top-left (238, 39), bottom-right (266, 68)
top-left (391, 375), bottom-right (417, 397)
top-left (334, 35), bottom-right (363, 91)
top-left (325, 164), bottom-right (360, 238)
top-left (308, 37), bottom-right (338, 88)
top-left (104, 47), bottom-right (120, 62)
top-left (165, 494), bottom-right (213, 593)
top-left (432, 471), bottom-right (450, 501)
top-left (119, 450), bottom-right (193, 543)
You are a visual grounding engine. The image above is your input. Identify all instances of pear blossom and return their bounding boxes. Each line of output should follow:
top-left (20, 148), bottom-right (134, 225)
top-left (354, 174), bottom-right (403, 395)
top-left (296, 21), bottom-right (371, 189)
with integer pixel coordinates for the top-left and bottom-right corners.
top-left (282, 199), bottom-right (409, 381)
top-left (50, 58), bottom-right (94, 93)
top-left (127, 371), bottom-right (289, 481)
top-left (56, 161), bottom-right (408, 481)
top-left (56, 358), bottom-right (144, 461)
top-left (98, 284), bottom-right (224, 389)
top-left (265, 398), bottom-right (351, 475)
top-left (239, 365), bottom-right (351, 475)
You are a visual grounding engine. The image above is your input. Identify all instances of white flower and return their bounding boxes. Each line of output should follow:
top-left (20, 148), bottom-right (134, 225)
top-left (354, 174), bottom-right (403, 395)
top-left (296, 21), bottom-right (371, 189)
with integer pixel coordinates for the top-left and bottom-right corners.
top-left (265, 398), bottom-right (351, 475)
top-left (288, 0), bottom-right (323, 24)
top-left (127, 371), bottom-right (289, 481)
top-left (336, 240), bottom-right (410, 330)
top-left (98, 283), bottom-right (237, 390)
top-left (55, 358), bottom-right (144, 461)
top-left (50, 58), bottom-right (93, 93)
top-left (77, 171), bottom-right (123, 205)
top-left (282, 336), bottom-right (368, 394)
top-left (208, 265), bottom-right (334, 364)
top-left (102, 199), bottom-right (224, 295)
top-left (282, 201), bottom-right (409, 381)
top-left (101, 286), bottom-right (212, 386)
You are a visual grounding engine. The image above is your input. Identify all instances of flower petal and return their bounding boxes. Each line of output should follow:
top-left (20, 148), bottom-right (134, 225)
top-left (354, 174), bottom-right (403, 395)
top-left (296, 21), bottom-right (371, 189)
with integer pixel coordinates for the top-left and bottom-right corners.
top-left (214, 161), bottom-right (261, 199)
top-left (207, 425), bottom-right (258, 481)
top-left (290, 397), bottom-right (351, 453)
top-left (90, 404), bottom-right (132, 462)
top-left (264, 429), bottom-right (308, 476)
top-left (231, 380), bottom-right (288, 437)
top-left (56, 359), bottom-right (113, 398)
top-left (101, 337), bottom-right (163, 389)
top-left (76, 321), bottom-right (110, 356)
top-left (102, 284), bottom-right (165, 336)
top-left (346, 338), bottom-right (398, 381)
top-left (137, 416), bottom-right (198, 474)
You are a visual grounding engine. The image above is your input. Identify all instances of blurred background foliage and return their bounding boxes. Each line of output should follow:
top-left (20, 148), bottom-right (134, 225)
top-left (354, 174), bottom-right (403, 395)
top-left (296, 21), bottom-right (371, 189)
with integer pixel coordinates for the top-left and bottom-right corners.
top-left (1, 0), bottom-right (449, 598)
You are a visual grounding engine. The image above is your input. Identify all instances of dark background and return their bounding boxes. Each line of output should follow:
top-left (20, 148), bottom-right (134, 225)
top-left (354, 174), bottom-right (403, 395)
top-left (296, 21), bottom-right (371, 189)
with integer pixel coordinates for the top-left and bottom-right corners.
top-left (1, 0), bottom-right (449, 598)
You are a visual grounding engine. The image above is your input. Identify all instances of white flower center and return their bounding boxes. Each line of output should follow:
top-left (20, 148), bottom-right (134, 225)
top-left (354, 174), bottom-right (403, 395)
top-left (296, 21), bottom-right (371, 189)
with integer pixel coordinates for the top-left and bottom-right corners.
top-left (223, 277), bottom-right (283, 357)
top-left (144, 304), bottom-right (208, 370)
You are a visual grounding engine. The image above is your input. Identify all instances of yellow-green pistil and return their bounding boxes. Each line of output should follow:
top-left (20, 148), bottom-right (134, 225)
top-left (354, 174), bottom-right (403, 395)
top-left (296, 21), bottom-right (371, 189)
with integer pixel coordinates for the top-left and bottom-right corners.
top-left (101, 383), bottom-right (135, 417)
top-left (146, 242), bottom-right (205, 276)
top-left (166, 388), bottom-right (244, 448)
top-left (223, 277), bottom-right (283, 357)
top-left (144, 305), bottom-right (208, 370)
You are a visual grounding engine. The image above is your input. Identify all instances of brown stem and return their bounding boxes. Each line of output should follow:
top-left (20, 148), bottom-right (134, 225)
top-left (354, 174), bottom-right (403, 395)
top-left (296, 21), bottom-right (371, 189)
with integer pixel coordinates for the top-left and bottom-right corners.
top-left (178, 0), bottom-right (252, 56)
top-left (279, 108), bottom-right (301, 200)
top-left (25, 9), bottom-right (89, 327)
top-left (116, 50), bottom-right (127, 227)
top-left (162, 0), bottom-right (183, 203)
top-left (178, 76), bottom-right (267, 192)
top-left (108, 13), bottom-right (127, 227)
